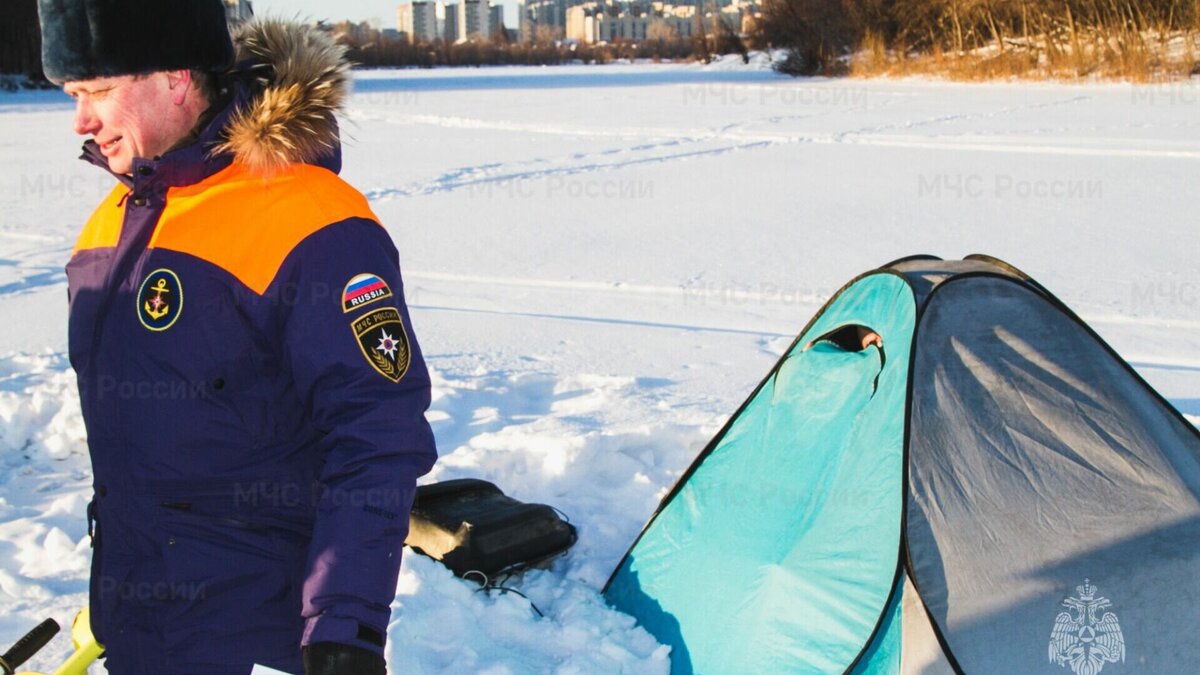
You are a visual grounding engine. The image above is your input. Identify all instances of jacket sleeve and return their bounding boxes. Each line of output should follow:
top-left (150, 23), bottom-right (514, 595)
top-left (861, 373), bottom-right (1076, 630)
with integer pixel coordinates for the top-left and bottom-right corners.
top-left (269, 216), bottom-right (437, 655)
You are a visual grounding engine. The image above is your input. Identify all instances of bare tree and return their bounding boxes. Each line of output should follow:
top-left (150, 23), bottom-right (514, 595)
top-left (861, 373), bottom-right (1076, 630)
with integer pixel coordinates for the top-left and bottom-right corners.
top-left (756, 0), bottom-right (868, 73)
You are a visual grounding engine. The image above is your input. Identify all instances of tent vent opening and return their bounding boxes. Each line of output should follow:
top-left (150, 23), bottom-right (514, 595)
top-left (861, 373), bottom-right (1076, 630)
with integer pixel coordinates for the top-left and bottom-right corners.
top-left (807, 324), bottom-right (884, 353)
top-left (804, 324), bottom-right (886, 394)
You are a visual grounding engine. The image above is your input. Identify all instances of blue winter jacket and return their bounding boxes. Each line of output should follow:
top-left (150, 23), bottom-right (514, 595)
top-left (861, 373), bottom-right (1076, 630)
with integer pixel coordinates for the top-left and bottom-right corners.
top-left (66, 21), bottom-right (436, 675)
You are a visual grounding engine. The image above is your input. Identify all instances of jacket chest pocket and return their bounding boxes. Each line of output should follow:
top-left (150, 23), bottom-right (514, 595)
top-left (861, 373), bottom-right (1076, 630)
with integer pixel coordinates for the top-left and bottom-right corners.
top-left (116, 266), bottom-right (277, 465)
top-left (192, 288), bottom-right (284, 446)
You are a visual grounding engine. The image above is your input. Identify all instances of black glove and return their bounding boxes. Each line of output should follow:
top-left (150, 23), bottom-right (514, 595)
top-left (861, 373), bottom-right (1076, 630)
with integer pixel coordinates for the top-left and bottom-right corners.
top-left (302, 642), bottom-right (386, 675)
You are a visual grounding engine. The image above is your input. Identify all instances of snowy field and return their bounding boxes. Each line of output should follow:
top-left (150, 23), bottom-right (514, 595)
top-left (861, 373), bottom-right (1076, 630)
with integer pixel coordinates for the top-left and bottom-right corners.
top-left (1, 60), bottom-right (1198, 672)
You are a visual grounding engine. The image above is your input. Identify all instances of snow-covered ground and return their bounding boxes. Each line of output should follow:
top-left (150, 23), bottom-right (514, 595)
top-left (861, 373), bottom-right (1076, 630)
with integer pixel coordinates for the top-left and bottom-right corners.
top-left (1, 61), bottom-right (1198, 673)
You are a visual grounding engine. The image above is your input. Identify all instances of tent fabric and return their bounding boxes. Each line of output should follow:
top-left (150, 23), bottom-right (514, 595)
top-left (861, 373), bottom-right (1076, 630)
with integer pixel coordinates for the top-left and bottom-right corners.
top-left (907, 275), bottom-right (1200, 673)
top-left (605, 274), bottom-right (915, 674)
top-left (850, 572), bottom-right (953, 675)
top-left (898, 573), bottom-right (953, 675)
top-left (604, 256), bottom-right (1200, 675)
top-left (849, 573), bottom-right (901, 675)
top-left (888, 258), bottom-right (1024, 308)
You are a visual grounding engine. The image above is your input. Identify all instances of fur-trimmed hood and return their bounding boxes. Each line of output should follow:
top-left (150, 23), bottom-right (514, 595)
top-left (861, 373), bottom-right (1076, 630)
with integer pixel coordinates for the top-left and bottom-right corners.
top-left (213, 19), bottom-right (351, 174)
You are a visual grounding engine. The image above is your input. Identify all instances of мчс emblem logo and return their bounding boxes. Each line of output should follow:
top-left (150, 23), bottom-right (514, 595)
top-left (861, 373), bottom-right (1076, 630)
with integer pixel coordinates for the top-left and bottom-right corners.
top-left (1049, 579), bottom-right (1125, 675)
top-left (137, 268), bottom-right (183, 331)
top-left (351, 307), bottom-right (411, 382)
top-left (342, 273), bottom-right (393, 313)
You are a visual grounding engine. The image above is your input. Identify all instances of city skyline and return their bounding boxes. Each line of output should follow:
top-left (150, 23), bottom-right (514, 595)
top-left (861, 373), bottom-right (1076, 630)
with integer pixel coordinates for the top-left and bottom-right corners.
top-left (253, 0), bottom-right (520, 29)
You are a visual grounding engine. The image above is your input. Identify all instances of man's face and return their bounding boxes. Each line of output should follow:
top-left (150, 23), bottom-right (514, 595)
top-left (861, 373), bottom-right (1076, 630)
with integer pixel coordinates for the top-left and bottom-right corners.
top-left (65, 73), bottom-right (185, 175)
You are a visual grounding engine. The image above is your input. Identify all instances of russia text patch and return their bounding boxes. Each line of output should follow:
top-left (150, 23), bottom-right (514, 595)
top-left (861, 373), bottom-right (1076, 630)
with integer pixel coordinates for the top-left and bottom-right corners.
top-left (137, 268), bottom-right (183, 331)
top-left (342, 273), bottom-right (392, 312)
top-left (351, 307), bottom-right (411, 382)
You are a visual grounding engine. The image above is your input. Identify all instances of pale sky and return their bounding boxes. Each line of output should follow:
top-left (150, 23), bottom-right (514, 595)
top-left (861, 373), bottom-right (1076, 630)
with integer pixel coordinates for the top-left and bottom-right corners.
top-left (252, 0), bottom-right (517, 29)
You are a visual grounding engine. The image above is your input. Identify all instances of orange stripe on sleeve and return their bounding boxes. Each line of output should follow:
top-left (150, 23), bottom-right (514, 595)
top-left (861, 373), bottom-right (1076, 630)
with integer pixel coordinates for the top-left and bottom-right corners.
top-left (151, 162), bottom-right (382, 295)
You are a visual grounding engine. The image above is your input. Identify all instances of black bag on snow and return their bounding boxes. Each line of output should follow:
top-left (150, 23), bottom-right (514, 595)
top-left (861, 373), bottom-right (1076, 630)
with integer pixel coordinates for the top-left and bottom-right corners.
top-left (405, 479), bottom-right (578, 579)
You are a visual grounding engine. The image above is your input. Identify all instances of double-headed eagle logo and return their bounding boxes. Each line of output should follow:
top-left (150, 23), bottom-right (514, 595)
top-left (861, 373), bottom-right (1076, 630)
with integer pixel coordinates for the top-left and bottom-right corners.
top-left (1049, 579), bottom-right (1125, 675)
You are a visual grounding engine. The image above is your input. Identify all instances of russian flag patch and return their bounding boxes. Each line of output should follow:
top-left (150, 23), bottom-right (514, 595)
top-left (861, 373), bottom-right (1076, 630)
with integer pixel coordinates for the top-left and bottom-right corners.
top-left (342, 273), bottom-right (393, 313)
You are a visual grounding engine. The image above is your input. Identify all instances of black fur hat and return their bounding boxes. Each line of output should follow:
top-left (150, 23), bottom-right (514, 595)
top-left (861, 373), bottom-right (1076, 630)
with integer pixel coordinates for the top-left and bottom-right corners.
top-left (38, 0), bottom-right (234, 84)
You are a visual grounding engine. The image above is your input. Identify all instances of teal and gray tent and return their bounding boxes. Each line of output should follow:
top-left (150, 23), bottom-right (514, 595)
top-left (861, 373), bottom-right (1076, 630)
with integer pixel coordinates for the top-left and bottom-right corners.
top-left (604, 255), bottom-right (1200, 674)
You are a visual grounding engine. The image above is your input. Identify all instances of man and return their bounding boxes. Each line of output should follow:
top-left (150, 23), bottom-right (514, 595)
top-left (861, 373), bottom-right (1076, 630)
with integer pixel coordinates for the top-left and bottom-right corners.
top-left (39, 2), bottom-right (437, 673)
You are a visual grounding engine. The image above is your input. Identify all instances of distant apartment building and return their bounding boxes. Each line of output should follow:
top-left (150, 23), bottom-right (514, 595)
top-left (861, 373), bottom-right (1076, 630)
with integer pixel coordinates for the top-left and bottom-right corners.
top-left (521, 0), bottom-right (755, 45)
top-left (662, 2), bottom-right (698, 38)
top-left (399, 1), bottom-right (439, 42)
top-left (566, 1), bottom-right (696, 44)
top-left (565, 2), bottom-right (618, 42)
top-left (444, 3), bottom-right (459, 42)
top-left (519, 0), bottom-right (568, 42)
top-left (489, 5), bottom-right (506, 37)
top-left (434, 0), bottom-right (492, 42)
top-left (698, 0), bottom-right (760, 36)
top-left (459, 0), bottom-right (491, 40)
top-left (600, 13), bottom-right (648, 41)
top-left (424, 2), bottom-right (445, 41)
top-left (398, 3), bottom-right (413, 39)
top-left (564, 3), bottom-right (596, 42)
top-left (331, 21), bottom-right (374, 44)
top-left (436, 2), bottom-right (448, 38)
top-left (224, 0), bottom-right (253, 24)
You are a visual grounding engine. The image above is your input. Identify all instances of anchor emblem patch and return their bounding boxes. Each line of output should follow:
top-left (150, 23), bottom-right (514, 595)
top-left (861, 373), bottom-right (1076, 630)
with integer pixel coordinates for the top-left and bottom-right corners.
top-left (137, 268), bottom-right (183, 331)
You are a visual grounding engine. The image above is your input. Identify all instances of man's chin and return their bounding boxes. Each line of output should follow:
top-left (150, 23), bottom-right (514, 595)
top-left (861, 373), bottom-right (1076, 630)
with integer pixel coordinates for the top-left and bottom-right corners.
top-left (109, 157), bottom-right (133, 176)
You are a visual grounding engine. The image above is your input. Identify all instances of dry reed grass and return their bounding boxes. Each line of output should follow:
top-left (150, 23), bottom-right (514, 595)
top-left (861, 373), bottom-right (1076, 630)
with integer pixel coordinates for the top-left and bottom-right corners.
top-left (851, 29), bottom-right (1199, 81)
top-left (802, 0), bottom-right (1200, 80)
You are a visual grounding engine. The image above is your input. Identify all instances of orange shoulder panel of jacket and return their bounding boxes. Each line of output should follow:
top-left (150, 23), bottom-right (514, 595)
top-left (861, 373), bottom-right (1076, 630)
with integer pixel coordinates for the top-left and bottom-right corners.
top-left (150, 162), bottom-right (382, 295)
top-left (73, 184), bottom-right (128, 255)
